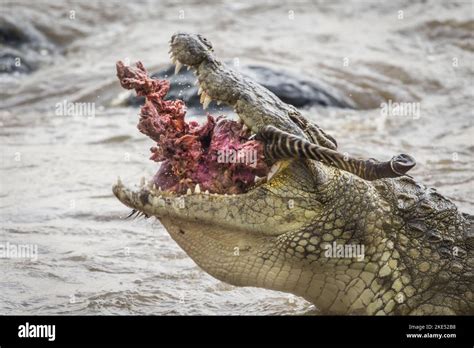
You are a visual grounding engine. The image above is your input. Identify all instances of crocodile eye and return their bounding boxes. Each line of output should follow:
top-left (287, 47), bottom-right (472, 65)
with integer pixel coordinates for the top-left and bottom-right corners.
top-left (406, 219), bottom-right (426, 237)
top-left (198, 35), bottom-right (213, 50)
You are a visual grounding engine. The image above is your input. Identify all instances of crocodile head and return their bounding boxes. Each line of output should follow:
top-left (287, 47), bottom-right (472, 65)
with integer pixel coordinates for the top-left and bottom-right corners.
top-left (113, 33), bottom-right (473, 315)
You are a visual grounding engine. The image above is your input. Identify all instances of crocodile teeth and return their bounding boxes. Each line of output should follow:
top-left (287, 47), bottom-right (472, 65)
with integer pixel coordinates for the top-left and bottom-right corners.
top-left (175, 61), bottom-right (183, 74)
top-left (153, 184), bottom-right (157, 191)
top-left (200, 92), bottom-right (206, 104)
top-left (267, 162), bottom-right (282, 181)
top-left (204, 190), bottom-right (209, 195)
top-left (186, 188), bottom-right (192, 195)
top-left (186, 66), bottom-right (191, 71)
top-left (195, 183), bottom-right (201, 194)
top-left (242, 124), bottom-right (248, 132)
top-left (203, 95), bottom-right (212, 109)
top-left (216, 100), bottom-right (222, 106)
top-left (254, 176), bottom-right (266, 186)
top-left (198, 86), bottom-right (203, 95)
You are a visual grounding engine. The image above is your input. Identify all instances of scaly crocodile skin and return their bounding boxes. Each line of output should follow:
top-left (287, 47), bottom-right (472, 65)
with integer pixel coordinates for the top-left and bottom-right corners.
top-left (113, 33), bottom-right (473, 315)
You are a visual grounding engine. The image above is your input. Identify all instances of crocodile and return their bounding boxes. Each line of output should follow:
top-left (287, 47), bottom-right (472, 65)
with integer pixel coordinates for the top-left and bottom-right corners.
top-left (113, 33), bottom-right (473, 315)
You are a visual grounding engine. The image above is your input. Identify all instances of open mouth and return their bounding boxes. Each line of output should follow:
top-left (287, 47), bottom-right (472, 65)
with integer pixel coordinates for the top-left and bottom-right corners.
top-left (115, 50), bottom-right (274, 198)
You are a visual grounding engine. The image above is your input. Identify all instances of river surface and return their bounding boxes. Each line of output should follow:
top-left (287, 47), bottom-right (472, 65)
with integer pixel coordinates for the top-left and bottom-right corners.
top-left (0, 0), bottom-right (473, 315)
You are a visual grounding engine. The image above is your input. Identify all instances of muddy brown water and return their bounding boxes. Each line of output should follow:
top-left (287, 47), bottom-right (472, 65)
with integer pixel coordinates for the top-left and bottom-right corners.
top-left (0, 0), bottom-right (472, 314)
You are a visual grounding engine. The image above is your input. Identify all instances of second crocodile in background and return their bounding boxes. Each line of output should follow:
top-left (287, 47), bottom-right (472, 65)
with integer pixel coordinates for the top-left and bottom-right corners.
top-left (113, 33), bottom-right (473, 315)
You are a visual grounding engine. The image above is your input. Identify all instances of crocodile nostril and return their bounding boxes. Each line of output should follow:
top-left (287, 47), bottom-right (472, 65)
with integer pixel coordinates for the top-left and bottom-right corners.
top-left (170, 33), bottom-right (182, 44)
top-left (170, 34), bottom-right (177, 44)
top-left (171, 32), bottom-right (188, 43)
